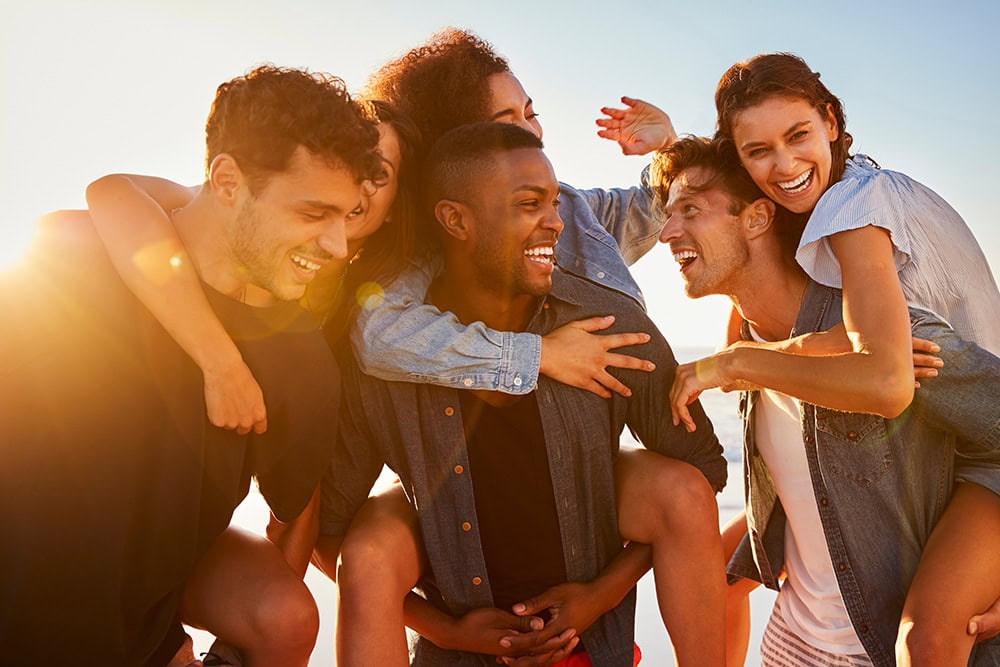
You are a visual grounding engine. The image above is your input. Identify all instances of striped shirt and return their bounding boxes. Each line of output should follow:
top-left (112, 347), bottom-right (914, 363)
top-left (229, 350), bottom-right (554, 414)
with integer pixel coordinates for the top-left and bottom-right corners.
top-left (761, 594), bottom-right (874, 667)
top-left (797, 154), bottom-right (1000, 355)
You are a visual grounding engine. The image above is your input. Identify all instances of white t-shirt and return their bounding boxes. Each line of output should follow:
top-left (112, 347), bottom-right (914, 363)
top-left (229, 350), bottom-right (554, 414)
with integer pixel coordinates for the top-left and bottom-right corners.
top-left (797, 154), bottom-right (1000, 356)
top-left (751, 325), bottom-right (866, 655)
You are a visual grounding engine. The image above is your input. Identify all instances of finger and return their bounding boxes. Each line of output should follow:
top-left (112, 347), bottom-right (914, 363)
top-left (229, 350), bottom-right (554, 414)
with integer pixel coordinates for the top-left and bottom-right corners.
top-left (596, 129), bottom-right (623, 142)
top-left (675, 400), bottom-right (697, 432)
top-left (253, 416), bottom-right (268, 435)
top-left (583, 380), bottom-right (612, 399)
top-left (598, 106), bottom-right (628, 119)
top-left (620, 143), bottom-right (645, 156)
top-left (598, 331), bottom-right (652, 350)
top-left (620, 95), bottom-right (639, 107)
top-left (595, 117), bottom-right (622, 129)
top-left (911, 353), bottom-right (943, 370)
top-left (604, 351), bottom-right (655, 372)
top-left (911, 337), bottom-right (941, 354)
top-left (571, 315), bottom-right (616, 333)
top-left (913, 367), bottom-right (939, 379)
top-left (597, 372), bottom-right (632, 398)
top-left (235, 423), bottom-right (252, 436)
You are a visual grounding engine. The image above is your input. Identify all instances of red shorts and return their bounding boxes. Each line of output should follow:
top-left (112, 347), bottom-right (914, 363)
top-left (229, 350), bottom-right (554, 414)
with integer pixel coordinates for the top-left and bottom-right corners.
top-left (550, 643), bottom-right (641, 667)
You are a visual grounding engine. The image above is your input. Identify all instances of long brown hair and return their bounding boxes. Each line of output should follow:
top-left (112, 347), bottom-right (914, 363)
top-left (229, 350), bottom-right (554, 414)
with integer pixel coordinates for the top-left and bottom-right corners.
top-left (714, 53), bottom-right (852, 189)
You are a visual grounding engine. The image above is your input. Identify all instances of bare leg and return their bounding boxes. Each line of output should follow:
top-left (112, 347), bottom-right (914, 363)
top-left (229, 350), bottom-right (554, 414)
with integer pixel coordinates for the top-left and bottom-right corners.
top-left (315, 483), bottom-right (426, 667)
top-left (897, 482), bottom-right (1000, 666)
top-left (720, 510), bottom-right (758, 667)
top-left (615, 449), bottom-right (727, 667)
top-left (267, 487), bottom-right (321, 578)
top-left (180, 527), bottom-right (319, 667)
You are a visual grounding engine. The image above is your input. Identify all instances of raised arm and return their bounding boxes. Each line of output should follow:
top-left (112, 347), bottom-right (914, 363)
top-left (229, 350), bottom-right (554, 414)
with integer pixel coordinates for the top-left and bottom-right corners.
top-left (352, 260), bottom-right (654, 398)
top-left (86, 174), bottom-right (266, 434)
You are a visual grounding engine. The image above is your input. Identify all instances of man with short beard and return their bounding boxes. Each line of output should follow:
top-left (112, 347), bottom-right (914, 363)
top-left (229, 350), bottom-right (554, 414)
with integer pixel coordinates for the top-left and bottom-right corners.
top-left (0, 65), bottom-right (381, 667)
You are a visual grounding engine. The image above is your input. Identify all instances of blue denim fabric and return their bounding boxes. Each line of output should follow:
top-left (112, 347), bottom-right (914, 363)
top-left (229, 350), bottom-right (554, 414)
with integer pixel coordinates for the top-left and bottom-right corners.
top-left (323, 269), bottom-right (725, 667)
top-left (349, 173), bottom-right (663, 394)
top-left (728, 282), bottom-right (1000, 666)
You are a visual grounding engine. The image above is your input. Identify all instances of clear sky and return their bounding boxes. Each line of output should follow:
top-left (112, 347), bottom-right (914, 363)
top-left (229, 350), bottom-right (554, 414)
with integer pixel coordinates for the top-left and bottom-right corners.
top-left (2, 0), bottom-right (997, 346)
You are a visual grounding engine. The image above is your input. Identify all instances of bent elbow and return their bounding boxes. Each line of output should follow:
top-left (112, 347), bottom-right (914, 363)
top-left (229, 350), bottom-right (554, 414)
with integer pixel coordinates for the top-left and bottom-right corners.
top-left (874, 374), bottom-right (914, 419)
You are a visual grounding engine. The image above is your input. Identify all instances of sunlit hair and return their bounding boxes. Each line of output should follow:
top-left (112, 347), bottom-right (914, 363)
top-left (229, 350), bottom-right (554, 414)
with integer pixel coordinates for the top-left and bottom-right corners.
top-left (714, 53), bottom-right (852, 187)
top-left (363, 28), bottom-right (510, 156)
top-left (205, 64), bottom-right (382, 193)
top-left (652, 135), bottom-right (804, 254)
top-left (324, 100), bottom-right (424, 344)
top-left (424, 122), bottom-right (544, 219)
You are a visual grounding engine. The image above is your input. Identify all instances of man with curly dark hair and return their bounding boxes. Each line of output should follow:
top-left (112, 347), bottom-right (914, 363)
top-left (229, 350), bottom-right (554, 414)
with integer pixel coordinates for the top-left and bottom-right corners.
top-left (0, 65), bottom-right (380, 667)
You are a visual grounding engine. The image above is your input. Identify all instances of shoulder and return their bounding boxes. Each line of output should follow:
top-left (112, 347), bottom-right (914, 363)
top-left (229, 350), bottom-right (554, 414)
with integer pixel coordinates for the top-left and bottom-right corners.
top-left (549, 270), bottom-right (649, 326)
top-left (815, 154), bottom-right (923, 218)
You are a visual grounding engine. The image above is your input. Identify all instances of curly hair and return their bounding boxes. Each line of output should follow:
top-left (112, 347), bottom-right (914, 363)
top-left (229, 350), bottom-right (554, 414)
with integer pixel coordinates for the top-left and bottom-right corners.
top-left (363, 28), bottom-right (510, 154)
top-left (205, 64), bottom-right (382, 193)
top-left (714, 53), bottom-right (852, 187)
top-left (651, 135), bottom-right (805, 254)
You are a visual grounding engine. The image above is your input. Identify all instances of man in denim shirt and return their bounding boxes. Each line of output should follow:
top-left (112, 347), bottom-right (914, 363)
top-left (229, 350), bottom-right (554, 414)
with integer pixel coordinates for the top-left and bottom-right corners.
top-left (320, 123), bottom-right (727, 666)
top-left (655, 136), bottom-right (1000, 666)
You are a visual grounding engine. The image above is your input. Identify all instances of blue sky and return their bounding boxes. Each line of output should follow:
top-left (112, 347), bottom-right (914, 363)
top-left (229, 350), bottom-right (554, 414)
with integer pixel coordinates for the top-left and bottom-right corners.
top-left (2, 0), bottom-right (997, 345)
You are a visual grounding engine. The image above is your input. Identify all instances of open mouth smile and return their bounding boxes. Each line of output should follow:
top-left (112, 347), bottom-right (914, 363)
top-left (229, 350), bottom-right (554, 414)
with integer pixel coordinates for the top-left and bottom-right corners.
top-left (775, 168), bottom-right (813, 194)
top-left (673, 249), bottom-right (698, 272)
top-left (291, 252), bottom-right (323, 274)
top-left (524, 245), bottom-right (555, 266)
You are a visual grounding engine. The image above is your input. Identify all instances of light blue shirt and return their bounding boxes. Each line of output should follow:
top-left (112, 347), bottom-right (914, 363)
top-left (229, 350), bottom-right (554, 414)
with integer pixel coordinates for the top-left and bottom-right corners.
top-left (350, 171), bottom-right (663, 393)
top-left (798, 154), bottom-right (1000, 355)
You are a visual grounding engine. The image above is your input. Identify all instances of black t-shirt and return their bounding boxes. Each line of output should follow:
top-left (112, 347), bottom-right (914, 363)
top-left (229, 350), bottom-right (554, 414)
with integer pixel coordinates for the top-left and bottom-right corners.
top-left (459, 391), bottom-right (567, 612)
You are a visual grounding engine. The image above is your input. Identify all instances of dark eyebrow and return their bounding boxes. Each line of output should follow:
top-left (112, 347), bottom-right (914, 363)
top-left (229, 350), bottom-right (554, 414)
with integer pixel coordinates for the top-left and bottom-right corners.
top-left (300, 199), bottom-right (353, 214)
top-left (739, 120), bottom-right (812, 151)
top-left (512, 184), bottom-right (557, 197)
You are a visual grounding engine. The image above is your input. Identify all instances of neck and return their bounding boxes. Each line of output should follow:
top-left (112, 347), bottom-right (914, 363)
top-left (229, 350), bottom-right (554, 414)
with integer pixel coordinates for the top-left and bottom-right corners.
top-left (728, 246), bottom-right (809, 341)
top-left (171, 190), bottom-right (274, 307)
top-left (429, 262), bottom-right (537, 331)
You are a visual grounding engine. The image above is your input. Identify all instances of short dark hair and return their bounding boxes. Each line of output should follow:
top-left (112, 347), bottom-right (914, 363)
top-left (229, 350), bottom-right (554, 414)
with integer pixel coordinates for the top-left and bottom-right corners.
top-left (364, 28), bottom-right (511, 156)
top-left (205, 64), bottom-right (382, 193)
top-left (423, 122), bottom-right (544, 215)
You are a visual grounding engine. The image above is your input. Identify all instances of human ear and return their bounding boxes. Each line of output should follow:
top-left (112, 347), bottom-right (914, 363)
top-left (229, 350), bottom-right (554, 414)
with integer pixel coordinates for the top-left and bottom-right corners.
top-left (207, 154), bottom-right (243, 205)
top-left (434, 200), bottom-right (471, 241)
top-left (744, 198), bottom-right (776, 240)
top-left (823, 103), bottom-right (839, 142)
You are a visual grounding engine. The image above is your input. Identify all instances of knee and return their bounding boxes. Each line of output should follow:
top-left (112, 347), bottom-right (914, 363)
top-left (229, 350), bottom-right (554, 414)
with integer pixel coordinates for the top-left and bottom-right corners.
top-left (337, 518), bottom-right (419, 599)
top-left (250, 581), bottom-right (320, 651)
top-left (650, 461), bottom-right (718, 534)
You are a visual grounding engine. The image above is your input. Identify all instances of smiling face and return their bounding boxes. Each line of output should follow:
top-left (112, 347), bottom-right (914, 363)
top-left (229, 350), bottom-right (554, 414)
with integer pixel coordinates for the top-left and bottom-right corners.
top-left (732, 96), bottom-right (839, 214)
top-left (486, 72), bottom-right (543, 140)
top-left (658, 166), bottom-right (751, 299)
top-left (228, 145), bottom-right (361, 301)
top-left (345, 123), bottom-right (403, 250)
top-left (465, 147), bottom-right (562, 299)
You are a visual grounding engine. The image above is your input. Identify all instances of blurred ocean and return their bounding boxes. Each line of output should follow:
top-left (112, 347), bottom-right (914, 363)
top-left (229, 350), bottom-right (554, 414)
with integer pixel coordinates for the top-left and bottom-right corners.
top-left (191, 346), bottom-right (776, 666)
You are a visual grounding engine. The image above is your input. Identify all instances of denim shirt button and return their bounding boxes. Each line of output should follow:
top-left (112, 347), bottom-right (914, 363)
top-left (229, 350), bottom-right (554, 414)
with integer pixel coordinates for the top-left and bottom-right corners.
top-left (444, 406), bottom-right (455, 416)
top-left (597, 271), bottom-right (606, 279)
top-left (846, 431), bottom-right (859, 441)
top-left (819, 497), bottom-right (829, 506)
top-left (462, 378), bottom-right (474, 387)
top-left (461, 521), bottom-right (472, 532)
top-left (859, 624), bottom-right (870, 635)
top-left (513, 377), bottom-right (523, 387)
top-left (804, 433), bottom-right (815, 444)
top-left (837, 562), bottom-right (847, 572)
top-left (453, 465), bottom-right (464, 475)
top-left (472, 576), bottom-right (483, 586)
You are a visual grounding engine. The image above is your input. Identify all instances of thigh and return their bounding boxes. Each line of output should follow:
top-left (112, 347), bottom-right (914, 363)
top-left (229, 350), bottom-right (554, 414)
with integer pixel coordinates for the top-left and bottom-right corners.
top-left (904, 481), bottom-right (1000, 622)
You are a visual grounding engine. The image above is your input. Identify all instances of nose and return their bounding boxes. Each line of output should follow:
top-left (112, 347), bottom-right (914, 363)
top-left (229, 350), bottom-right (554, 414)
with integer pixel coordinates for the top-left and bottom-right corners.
top-left (774, 146), bottom-right (796, 174)
top-left (544, 204), bottom-right (564, 236)
top-left (659, 216), bottom-right (680, 244)
top-left (317, 217), bottom-right (348, 260)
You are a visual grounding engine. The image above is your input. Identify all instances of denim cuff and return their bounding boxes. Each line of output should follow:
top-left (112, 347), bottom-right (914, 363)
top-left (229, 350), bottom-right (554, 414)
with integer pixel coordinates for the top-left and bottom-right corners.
top-left (497, 331), bottom-right (541, 395)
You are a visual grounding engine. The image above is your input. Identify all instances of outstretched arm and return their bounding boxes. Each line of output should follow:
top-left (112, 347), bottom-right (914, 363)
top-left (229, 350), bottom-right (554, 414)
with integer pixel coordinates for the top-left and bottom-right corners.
top-left (86, 174), bottom-right (266, 434)
top-left (596, 96), bottom-right (677, 156)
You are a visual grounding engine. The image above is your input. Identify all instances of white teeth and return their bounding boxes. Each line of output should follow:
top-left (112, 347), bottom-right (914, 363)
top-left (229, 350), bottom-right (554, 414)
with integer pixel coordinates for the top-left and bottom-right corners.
top-left (673, 250), bottom-right (698, 266)
top-left (291, 253), bottom-right (321, 272)
top-left (776, 168), bottom-right (813, 193)
top-left (524, 246), bottom-right (554, 264)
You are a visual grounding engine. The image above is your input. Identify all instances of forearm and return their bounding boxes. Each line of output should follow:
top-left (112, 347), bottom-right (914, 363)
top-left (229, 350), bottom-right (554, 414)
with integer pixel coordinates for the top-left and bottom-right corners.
top-left (86, 175), bottom-right (243, 374)
top-left (590, 541), bottom-right (652, 611)
top-left (403, 591), bottom-right (459, 649)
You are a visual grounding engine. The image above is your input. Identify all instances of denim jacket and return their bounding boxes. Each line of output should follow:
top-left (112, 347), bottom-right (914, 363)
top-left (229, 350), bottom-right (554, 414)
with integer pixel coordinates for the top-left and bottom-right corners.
top-left (322, 269), bottom-right (725, 666)
top-left (728, 282), bottom-right (1000, 666)
top-left (349, 172), bottom-right (662, 394)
